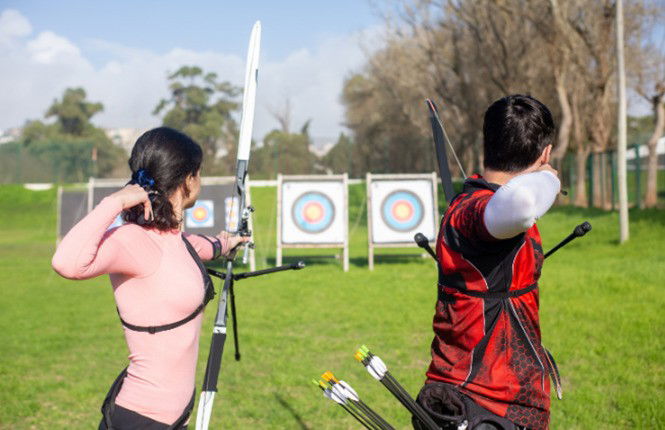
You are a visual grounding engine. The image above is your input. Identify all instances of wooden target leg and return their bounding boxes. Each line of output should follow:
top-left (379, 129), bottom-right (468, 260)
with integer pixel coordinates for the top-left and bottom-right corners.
top-left (276, 245), bottom-right (282, 266)
top-left (343, 244), bottom-right (349, 272)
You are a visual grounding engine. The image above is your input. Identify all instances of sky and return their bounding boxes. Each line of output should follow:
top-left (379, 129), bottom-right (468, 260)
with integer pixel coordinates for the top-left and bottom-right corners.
top-left (0, 1), bottom-right (384, 140)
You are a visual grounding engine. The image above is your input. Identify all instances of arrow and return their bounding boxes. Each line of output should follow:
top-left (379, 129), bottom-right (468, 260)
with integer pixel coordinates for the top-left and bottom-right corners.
top-left (355, 346), bottom-right (440, 430)
top-left (313, 379), bottom-right (377, 429)
top-left (322, 372), bottom-right (395, 430)
top-left (313, 372), bottom-right (395, 430)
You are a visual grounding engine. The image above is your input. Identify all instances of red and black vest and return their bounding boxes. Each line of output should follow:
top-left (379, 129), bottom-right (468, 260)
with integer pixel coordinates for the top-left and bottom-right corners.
top-left (426, 176), bottom-right (561, 430)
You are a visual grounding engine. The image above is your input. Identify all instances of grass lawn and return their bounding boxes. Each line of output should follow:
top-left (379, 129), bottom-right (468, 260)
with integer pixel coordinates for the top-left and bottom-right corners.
top-left (0, 184), bottom-right (663, 429)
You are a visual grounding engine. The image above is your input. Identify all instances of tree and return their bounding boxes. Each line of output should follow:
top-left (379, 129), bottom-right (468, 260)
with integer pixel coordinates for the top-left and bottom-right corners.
top-left (250, 122), bottom-right (319, 178)
top-left (153, 65), bottom-right (240, 173)
top-left (343, 0), bottom-right (655, 209)
top-left (20, 87), bottom-right (124, 182)
top-left (630, 2), bottom-right (665, 208)
top-left (45, 87), bottom-right (104, 136)
top-left (321, 133), bottom-right (362, 176)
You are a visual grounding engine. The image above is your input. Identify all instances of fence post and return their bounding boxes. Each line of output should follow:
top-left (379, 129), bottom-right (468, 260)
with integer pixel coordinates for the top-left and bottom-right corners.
top-left (633, 145), bottom-right (641, 208)
top-left (587, 152), bottom-right (594, 208)
top-left (610, 150), bottom-right (616, 210)
top-left (568, 152), bottom-right (575, 202)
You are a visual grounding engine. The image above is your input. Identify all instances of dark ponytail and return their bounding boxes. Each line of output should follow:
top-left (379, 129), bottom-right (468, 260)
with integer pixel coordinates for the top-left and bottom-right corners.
top-left (123, 127), bottom-right (203, 230)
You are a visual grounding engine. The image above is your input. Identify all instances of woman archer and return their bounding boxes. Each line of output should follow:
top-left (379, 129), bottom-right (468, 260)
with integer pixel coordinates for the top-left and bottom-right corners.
top-left (52, 127), bottom-right (248, 429)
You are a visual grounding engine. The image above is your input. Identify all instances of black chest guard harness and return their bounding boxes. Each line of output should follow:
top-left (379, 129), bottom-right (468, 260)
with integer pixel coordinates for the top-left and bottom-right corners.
top-left (117, 235), bottom-right (215, 334)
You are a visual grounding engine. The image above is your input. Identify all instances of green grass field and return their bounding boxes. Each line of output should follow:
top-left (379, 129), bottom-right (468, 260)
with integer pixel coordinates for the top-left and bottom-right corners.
top-left (0, 184), bottom-right (663, 429)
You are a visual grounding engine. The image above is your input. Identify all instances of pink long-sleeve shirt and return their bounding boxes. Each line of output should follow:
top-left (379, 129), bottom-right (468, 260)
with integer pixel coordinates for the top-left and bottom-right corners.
top-left (52, 195), bottom-right (226, 424)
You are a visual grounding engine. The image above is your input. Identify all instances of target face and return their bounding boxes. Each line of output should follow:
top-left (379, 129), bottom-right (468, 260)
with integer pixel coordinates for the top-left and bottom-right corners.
top-left (224, 196), bottom-right (239, 231)
top-left (381, 190), bottom-right (424, 232)
top-left (281, 179), bottom-right (346, 244)
top-left (292, 192), bottom-right (335, 233)
top-left (186, 200), bottom-right (214, 228)
top-left (369, 178), bottom-right (437, 244)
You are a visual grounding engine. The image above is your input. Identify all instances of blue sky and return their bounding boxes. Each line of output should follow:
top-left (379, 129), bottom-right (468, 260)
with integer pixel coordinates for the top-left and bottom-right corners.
top-left (0, 1), bottom-right (383, 139)
top-left (1, 0), bottom-right (379, 62)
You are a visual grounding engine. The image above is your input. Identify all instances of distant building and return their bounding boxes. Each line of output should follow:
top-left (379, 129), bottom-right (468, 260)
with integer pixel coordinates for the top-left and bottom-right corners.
top-left (626, 136), bottom-right (665, 169)
top-left (104, 128), bottom-right (148, 153)
top-left (0, 127), bottom-right (23, 144)
top-left (310, 136), bottom-right (336, 157)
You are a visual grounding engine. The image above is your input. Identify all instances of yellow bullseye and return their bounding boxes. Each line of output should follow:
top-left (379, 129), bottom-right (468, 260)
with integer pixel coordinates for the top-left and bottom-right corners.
top-left (193, 207), bottom-right (207, 221)
top-left (304, 203), bottom-right (324, 222)
top-left (393, 202), bottom-right (413, 221)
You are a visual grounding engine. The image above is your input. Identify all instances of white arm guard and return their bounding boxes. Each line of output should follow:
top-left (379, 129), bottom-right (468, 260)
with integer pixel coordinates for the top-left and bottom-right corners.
top-left (483, 171), bottom-right (560, 239)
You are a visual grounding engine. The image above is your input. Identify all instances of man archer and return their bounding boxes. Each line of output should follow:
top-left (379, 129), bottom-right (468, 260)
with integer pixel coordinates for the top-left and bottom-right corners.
top-left (415, 94), bottom-right (562, 430)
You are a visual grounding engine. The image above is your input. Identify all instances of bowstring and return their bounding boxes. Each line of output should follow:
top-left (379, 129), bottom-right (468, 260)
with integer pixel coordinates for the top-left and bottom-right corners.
top-left (433, 108), bottom-right (467, 179)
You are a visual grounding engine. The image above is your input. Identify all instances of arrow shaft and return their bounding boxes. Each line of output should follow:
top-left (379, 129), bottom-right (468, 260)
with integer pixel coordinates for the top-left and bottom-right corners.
top-left (341, 403), bottom-right (376, 430)
top-left (354, 399), bottom-right (395, 430)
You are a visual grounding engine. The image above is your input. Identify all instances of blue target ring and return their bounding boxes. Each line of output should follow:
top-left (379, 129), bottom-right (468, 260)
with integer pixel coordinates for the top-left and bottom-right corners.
top-left (381, 190), bottom-right (424, 232)
top-left (292, 191), bottom-right (335, 233)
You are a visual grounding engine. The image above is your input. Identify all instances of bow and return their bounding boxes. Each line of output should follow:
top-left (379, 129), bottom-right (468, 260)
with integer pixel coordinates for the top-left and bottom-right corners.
top-left (425, 99), bottom-right (466, 203)
top-left (196, 21), bottom-right (261, 430)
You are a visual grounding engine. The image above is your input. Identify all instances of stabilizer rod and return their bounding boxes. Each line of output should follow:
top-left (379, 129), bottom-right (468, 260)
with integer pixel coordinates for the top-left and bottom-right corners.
top-left (544, 221), bottom-right (592, 259)
top-left (207, 261), bottom-right (306, 281)
top-left (414, 232), bottom-right (437, 262)
top-left (417, 220), bottom-right (592, 263)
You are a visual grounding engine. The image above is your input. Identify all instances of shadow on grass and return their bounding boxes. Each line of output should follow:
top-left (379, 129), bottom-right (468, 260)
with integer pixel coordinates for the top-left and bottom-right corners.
top-left (273, 393), bottom-right (310, 430)
top-left (351, 254), bottom-right (428, 268)
top-left (266, 255), bottom-right (342, 268)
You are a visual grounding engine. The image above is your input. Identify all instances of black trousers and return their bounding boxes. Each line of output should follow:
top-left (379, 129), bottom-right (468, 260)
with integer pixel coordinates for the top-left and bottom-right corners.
top-left (99, 368), bottom-right (193, 430)
top-left (98, 405), bottom-right (184, 430)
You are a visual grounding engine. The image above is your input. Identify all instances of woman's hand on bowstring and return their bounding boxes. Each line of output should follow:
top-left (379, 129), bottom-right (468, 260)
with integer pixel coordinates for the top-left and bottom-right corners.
top-left (112, 185), bottom-right (154, 221)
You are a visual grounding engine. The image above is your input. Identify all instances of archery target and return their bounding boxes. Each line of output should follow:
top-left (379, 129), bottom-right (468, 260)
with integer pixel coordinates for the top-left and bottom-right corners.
top-left (370, 179), bottom-right (436, 243)
top-left (281, 180), bottom-right (346, 244)
top-left (186, 200), bottom-right (214, 228)
top-left (381, 190), bottom-right (424, 232)
top-left (224, 196), bottom-right (239, 231)
top-left (292, 192), bottom-right (335, 233)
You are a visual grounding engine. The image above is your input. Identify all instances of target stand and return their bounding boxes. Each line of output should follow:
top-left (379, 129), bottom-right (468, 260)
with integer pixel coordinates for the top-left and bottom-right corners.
top-left (366, 173), bottom-right (439, 270)
top-left (56, 184), bottom-right (88, 244)
top-left (276, 174), bottom-right (349, 272)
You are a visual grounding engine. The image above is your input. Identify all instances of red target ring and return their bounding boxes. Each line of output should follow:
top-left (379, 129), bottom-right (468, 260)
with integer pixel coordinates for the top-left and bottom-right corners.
top-left (302, 201), bottom-right (325, 223)
top-left (391, 200), bottom-right (414, 222)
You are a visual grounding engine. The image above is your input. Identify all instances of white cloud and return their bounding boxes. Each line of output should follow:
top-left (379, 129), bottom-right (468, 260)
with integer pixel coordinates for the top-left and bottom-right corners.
top-left (27, 31), bottom-right (82, 64)
top-left (0, 9), bottom-right (32, 42)
top-left (0, 9), bottom-right (381, 141)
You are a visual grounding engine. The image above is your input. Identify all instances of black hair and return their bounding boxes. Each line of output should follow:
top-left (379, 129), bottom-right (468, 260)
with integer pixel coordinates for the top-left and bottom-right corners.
top-left (482, 94), bottom-right (556, 172)
top-left (123, 127), bottom-right (203, 230)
